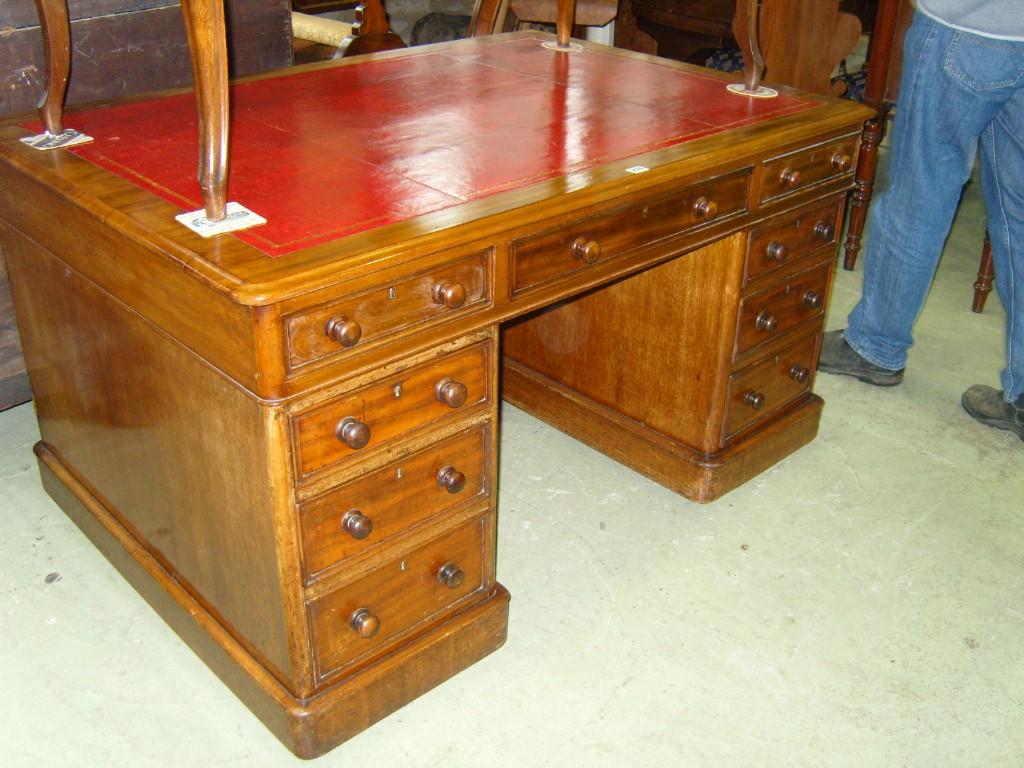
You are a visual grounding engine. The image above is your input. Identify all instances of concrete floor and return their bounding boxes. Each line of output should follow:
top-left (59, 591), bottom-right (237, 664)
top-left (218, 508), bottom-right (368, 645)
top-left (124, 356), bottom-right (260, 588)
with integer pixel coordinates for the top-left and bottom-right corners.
top-left (2, 169), bottom-right (1022, 766)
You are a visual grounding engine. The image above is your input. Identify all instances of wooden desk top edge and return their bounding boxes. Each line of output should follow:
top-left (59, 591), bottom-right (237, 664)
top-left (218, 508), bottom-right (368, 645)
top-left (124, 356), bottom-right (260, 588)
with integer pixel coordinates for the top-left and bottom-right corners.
top-left (0, 32), bottom-right (873, 307)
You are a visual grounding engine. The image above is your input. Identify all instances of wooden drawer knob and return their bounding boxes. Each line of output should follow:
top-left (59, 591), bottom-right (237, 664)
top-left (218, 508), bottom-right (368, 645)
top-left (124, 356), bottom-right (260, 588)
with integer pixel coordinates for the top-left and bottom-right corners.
top-left (803, 290), bottom-right (823, 310)
top-left (350, 608), bottom-right (381, 639)
top-left (437, 465), bottom-right (466, 494)
top-left (341, 510), bottom-right (373, 540)
top-left (693, 196), bottom-right (718, 221)
top-left (755, 311), bottom-right (778, 332)
top-left (765, 241), bottom-right (789, 262)
top-left (432, 281), bottom-right (466, 309)
top-left (789, 364), bottom-right (810, 383)
top-left (744, 390), bottom-right (765, 410)
top-left (779, 167), bottom-right (802, 188)
top-left (435, 377), bottom-right (468, 408)
top-left (336, 417), bottom-right (370, 450)
top-left (571, 237), bottom-right (601, 264)
top-left (325, 316), bottom-right (362, 348)
top-left (831, 152), bottom-right (852, 172)
top-left (436, 562), bottom-right (465, 589)
top-left (814, 221), bottom-right (835, 242)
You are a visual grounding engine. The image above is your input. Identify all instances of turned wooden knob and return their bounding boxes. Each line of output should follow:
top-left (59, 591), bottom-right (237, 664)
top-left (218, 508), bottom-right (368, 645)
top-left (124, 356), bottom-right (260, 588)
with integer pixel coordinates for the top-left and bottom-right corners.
top-left (432, 281), bottom-right (466, 309)
top-left (325, 316), bottom-right (362, 348)
top-left (341, 510), bottom-right (373, 540)
top-left (436, 562), bottom-right (465, 589)
top-left (435, 377), bottom-right (468, 408)
top-left (336, 417), bottom-right (370, 449)
top-left (765, 241), bottom-right (789, 262)
top-left (831, 152), bottom-right (852, 172)
top-left (803, 290), bottom-right (823, 310)
top-left (692, 196), bottom-right (718, 221)
top-left (789, 364), bottom-right (810, 383)
top-left (755, 311), bottom-right (778, 332)
top-left (350, 608), bottom-right (380, 639)
top-left (814, 221), bottom-right (835, 241)
top-left (437, 465), bottom-right (466, 494)
top-left (779, 167), bottom-right (801, 188)
top-left (744, 390), bottom-right (765, 410)
top-left (571, 237), bottom-right (601, 264)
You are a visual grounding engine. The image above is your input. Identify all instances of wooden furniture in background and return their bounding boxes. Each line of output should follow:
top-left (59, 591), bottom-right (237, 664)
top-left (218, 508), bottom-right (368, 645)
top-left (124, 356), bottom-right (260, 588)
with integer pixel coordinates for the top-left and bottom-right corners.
top-left (974, 232), bottom-right (995, 313)
top-left (840, 0), bottom-right (992, 314)
top-left (290, 3), bottom-right (406, 63)
top-left (469, 0), bottom-right (619, 37)
top-left (841, 0), bottom-right (910, 270)
top-left (616, 0), bottom-right (862, 97)
top-left (2, 1), bottom-right (871, 757)
top-left (0, 0), bottom-right (293, 410)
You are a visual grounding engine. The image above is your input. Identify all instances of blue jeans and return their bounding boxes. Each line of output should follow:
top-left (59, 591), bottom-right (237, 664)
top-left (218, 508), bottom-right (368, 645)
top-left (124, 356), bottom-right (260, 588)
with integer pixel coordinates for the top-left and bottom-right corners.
top-left (845, 12), bottom-right (1024, 401)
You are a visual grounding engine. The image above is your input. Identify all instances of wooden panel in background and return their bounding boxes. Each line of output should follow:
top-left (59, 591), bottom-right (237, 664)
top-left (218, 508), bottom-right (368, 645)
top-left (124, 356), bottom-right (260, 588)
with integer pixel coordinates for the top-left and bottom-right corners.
top-left (0, 0), bottom-right (292, 120)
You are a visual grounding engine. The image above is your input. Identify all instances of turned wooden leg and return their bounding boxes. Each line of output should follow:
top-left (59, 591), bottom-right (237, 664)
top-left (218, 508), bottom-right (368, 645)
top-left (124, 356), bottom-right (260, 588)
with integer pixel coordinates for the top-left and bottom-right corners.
top-left (468, 0), bottom-right (505, 36)
top-left (556, 0), bottom-right (579, 47)
top-left (33, 0), bottom-right (71, 136)
top-left (733, 0), bottom-right (764, 92)
top-left (843, 115), bottom-right (884, 270)
top-left (973, 231), bottom-right (995, 314)
top-left (180, 0), bottom-right (229, 222)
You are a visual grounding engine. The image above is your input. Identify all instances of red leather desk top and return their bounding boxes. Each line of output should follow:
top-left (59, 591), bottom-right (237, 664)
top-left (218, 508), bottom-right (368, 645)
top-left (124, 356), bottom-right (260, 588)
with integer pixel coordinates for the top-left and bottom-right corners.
top-left (56, 36), bottom-right (816, 257)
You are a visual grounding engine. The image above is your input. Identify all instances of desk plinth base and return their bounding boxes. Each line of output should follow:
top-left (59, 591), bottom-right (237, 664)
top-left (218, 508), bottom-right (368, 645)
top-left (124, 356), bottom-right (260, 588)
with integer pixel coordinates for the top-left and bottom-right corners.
top-left (502, 359), bottom-right (823, 503)
top-left (35, 443), bottom-right (510, 759)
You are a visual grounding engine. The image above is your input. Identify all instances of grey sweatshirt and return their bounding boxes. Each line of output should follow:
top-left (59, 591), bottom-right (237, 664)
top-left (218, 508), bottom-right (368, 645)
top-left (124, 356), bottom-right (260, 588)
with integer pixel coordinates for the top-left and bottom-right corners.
top-left (916, 0), bottom-right (1024, 41)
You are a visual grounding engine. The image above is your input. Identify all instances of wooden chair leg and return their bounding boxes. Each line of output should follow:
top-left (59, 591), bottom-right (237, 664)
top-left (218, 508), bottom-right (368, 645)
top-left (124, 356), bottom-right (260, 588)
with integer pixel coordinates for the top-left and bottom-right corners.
top-left (33, 0), bottom-right (72, 136)
top-left (556, 0), bottom-right (579, 47)
top-left (843, 114), bottom-right (884, 270)
top-left (973, 231), bottom-right (995, 313)
top-left (180, 0), bottom-right (229, 222)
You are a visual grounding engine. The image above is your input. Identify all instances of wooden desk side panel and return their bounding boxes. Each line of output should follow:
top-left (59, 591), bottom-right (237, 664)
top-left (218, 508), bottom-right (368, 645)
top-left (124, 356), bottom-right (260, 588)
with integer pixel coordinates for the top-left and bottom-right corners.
top-left (3, 229), bottom-right (301, 688)
top-left (0, 159), bottom-right (267, 395)
top-left (502, 234), bottom-right (745, 454)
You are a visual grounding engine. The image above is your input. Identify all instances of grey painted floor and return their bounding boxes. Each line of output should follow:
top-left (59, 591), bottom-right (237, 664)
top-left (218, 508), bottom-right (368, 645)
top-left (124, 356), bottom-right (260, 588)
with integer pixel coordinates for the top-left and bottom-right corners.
top-left (2, 169), bottom-right (1022, 767)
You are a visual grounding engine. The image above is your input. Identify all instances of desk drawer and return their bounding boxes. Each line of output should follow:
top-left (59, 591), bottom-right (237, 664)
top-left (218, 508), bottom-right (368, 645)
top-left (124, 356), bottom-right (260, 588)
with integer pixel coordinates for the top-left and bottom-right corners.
top-left (511, 170), bottom-right (749, 295)
top-left (292, 341), bottom-right (492, 481)
top-left (735, 260), bottom-right (831, 358)
top-left (299, 427), bottom-right (489, 582)
top-left (285, 249), bottom-right (491, 370)
top-left (759, 135), bottom-right (857, 204)
top-left (745, 199), bottom-right (842, 285)
top-left (722, 332), bottom-right (818, 442)
top-left (308, 515), bottom-right (487, 681)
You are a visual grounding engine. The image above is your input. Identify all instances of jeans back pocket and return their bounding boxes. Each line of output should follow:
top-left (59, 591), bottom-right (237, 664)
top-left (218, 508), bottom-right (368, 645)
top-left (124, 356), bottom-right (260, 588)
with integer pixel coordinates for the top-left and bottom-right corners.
top-left (943, 32), bottom-right (1024, 92)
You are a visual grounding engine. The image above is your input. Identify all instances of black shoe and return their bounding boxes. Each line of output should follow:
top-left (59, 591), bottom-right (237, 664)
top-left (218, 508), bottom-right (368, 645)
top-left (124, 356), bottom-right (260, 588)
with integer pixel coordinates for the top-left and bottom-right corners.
top-left (961, 385), bottom-right (1024, 440)
top-left (817, 330), bottom-right (904, 386)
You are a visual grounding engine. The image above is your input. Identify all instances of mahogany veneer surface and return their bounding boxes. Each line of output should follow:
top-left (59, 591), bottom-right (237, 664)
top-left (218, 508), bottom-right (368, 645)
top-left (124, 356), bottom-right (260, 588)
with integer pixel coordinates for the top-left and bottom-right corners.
top-left (1, 32), bottom-right (873, 758)
top-left (45, 36), bottom-right (816, 256)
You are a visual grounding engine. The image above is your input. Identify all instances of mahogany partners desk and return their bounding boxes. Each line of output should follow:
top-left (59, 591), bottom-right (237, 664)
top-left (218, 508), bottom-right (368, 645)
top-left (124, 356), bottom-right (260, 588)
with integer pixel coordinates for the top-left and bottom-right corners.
top-left (0, 34), bottom-right (872, 758)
